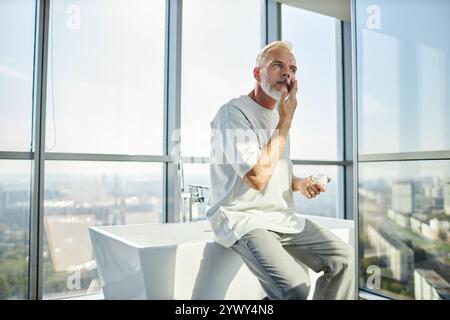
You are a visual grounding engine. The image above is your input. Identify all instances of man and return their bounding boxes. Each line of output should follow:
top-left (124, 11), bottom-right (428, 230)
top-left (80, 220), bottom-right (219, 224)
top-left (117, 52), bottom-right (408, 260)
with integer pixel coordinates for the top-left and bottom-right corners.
top-left (206, 41), bottom-right (355, 300)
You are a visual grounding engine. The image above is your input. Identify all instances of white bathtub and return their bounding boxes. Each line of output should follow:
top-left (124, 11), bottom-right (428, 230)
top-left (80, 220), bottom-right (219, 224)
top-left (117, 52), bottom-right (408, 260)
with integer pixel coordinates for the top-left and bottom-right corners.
top-left (89, 214), bottom-right (354, 300)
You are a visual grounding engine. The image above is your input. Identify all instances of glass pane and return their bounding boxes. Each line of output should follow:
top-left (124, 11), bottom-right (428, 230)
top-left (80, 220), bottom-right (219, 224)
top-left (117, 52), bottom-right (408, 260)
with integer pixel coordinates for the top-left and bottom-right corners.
top-left (359, 161), bottom-right (450, 300)
top-left (0, 160), bottom-right (31, 299)
top-left (182, 163), bottom-right (210, 190)
top-left (42, 161), bottom-right (163, 299)
top-left (0, 0), bottom-right (35, 152)
top-left (282, 5), bottom-right (339, 160)
top-left (181, 0), bottom-right (261, 157)
top-left (292, 165), bottom-right (340, 218)
top-left (45, 0), bottom-right (165, 155)
top-left (355, 0), bottom-right (450, 154)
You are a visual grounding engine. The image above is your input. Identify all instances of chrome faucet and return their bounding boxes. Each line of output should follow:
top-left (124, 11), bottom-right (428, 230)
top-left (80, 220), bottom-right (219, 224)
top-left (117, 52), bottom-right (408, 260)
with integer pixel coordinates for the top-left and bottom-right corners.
top-left (178, 160), bottom-right (210, 222)
top-left (186, 184), bottom-right (210, 222)
top-left (180, 184), bottom-right (209, 222)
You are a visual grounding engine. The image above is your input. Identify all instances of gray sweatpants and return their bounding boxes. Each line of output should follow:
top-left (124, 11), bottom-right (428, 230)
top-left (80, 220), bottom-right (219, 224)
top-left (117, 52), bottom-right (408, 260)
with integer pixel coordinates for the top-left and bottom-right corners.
top-left (231, 218), bottom-right (355, 300)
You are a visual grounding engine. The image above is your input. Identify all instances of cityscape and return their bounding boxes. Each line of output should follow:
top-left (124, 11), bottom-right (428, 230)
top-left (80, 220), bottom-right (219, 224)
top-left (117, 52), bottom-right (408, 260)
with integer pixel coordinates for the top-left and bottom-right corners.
top-left (2, 170), bottom-right (450, 299)
top-left (359, 175), bottom-right (450, 300)
top-left (0, 169), bottom-right (337, 299)
top-left (0, 172), bottom-right (163, 299)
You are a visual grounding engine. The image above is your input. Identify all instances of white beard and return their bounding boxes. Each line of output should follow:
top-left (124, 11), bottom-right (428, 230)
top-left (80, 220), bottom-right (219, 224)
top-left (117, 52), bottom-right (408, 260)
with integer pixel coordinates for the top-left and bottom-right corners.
top-left (260, 74), bottom-right (283, 101)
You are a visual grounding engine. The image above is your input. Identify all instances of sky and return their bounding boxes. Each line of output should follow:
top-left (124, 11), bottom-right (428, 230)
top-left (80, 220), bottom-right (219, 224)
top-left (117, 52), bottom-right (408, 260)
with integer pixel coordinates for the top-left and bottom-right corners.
top-left (0, 0), bottom-right (340, 176)
top-left (1, 0), bottom-right (450, 179)
top-left (356, 0), bottom-right (450, 154)
top-left (0, 0), bottom-right (35, 153)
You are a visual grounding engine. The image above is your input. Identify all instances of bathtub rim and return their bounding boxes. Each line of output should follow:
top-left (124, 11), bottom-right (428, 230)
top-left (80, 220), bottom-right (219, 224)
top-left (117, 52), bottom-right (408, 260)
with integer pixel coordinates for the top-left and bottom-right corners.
top-left (89, 220), bottom-right (215, 250)
top-left (89, 214), bottom-right (353, 250)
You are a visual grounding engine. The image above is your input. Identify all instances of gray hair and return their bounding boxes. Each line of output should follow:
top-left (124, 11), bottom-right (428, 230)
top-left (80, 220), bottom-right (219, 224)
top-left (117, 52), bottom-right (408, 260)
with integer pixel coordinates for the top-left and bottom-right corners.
top-left (255, 41), bottom-right (294, 68)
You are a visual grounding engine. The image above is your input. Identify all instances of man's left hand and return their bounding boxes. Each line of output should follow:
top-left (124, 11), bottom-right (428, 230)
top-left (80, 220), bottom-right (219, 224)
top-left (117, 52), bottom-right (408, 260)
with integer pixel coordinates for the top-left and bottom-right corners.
top-left (296, 176), bottom-right (327, 199)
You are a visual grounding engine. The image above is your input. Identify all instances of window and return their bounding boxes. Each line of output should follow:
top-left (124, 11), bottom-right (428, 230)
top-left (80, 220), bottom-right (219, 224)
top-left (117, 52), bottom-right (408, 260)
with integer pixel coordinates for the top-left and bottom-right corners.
top-left (282, 5), bottom-right (340, 160)
top-left (2, 0), bottom-right (356, 300)
top-left (356, 0), bottom-right (450, 154)
top-left (282, 4), bottom-right (345, 219)
top-left (181, 0), bottom-right (261, 158)
top-left (42, 161), bottom-right (162, 298)
top-left (0, 0), bottom-right (36, 299)
top-left (0, 160), bottom-right (32, 300)
top-left (180, 0), bottom-right (261, 211)
top-left (40, 0), bottom-right (166, 299)
top-left (355, 0), bottom-right (450, 300)
top-left (46, 0), bottom-right (165, 155)
top-left (359, 161), bottom-right (450, 300)
top-left (0, 0), bottom-right (35, 152)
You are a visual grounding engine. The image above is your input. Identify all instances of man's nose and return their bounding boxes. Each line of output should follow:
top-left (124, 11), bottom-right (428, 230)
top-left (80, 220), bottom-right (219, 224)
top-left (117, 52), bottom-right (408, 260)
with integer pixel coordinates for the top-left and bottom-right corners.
top-left (281, 71), bottom-right (291, 80)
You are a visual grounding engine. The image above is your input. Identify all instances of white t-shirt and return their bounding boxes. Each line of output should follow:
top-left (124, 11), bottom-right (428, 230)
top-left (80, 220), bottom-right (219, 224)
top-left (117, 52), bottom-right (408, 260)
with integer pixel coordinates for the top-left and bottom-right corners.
top-left (206, 95), bottom-right (305, 248)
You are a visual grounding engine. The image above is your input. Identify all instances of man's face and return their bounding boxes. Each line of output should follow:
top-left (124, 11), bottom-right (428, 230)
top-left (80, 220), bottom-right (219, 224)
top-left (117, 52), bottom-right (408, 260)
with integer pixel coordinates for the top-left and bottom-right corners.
top-left (258, 47), bottom-right (297, 101)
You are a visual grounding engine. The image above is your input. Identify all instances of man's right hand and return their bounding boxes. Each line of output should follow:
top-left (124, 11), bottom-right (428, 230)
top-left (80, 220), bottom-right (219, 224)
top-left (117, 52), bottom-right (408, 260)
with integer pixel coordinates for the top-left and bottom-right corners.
top-left (278, 79), bottom-right (298, 128)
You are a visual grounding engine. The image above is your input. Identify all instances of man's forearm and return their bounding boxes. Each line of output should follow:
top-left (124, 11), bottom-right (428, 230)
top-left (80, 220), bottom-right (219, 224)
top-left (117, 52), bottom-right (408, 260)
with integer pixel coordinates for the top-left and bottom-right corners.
top-left (243, 80), bottom-right (298, 191)
top-left (243, 120), bottom-right (290, 190)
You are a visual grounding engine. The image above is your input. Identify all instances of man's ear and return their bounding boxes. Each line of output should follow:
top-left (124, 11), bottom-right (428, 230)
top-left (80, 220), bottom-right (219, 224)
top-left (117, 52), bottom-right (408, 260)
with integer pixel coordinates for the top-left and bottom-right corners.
top-left (253, 67), bottom-right (261, 82)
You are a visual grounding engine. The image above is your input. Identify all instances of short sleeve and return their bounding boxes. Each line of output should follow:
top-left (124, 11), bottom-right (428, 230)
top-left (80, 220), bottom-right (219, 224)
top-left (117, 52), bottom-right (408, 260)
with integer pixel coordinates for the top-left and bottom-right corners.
top-left (211, 109), bottom-right (261, 178)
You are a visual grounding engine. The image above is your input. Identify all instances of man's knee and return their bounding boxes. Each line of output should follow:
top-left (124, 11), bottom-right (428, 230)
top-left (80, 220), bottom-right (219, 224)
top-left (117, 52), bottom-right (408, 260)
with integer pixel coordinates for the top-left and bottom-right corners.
top-left (326, 242), bottom-right (355, 277)
top-left (265, 268), bottom-right (311, 300)
top-left (283, 283), bottom-right (311, 300)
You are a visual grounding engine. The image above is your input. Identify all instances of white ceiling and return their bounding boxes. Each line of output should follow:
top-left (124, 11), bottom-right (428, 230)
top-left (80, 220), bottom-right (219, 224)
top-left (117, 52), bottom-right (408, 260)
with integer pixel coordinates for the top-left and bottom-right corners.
top-left (276, 0), bottom-right (351, 22)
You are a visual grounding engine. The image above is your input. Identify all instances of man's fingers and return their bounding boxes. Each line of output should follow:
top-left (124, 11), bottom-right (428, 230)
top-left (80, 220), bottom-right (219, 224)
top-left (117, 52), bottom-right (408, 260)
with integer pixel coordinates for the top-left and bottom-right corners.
top-left (310, 184), bottom-right (321, 193)
top-left (306, 186), bottom-right (317, 198)
top-left (312, 183), bottom-right (326, 193)
top-left (288, 80), bottom-right (298, 99)
top-left (303, 186), bottom-right (312, 198)
top-left (280, 90), bottom-right (288, 103)
top-left (291, 79), bottom-right (298, 95)
top-left (305, 183), bottom-right (327, 198)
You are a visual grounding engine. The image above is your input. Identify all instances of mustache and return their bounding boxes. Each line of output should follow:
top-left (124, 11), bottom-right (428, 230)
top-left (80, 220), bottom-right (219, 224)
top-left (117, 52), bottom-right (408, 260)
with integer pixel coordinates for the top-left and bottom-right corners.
top-left (275, 80), bottom-right (291, 90)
